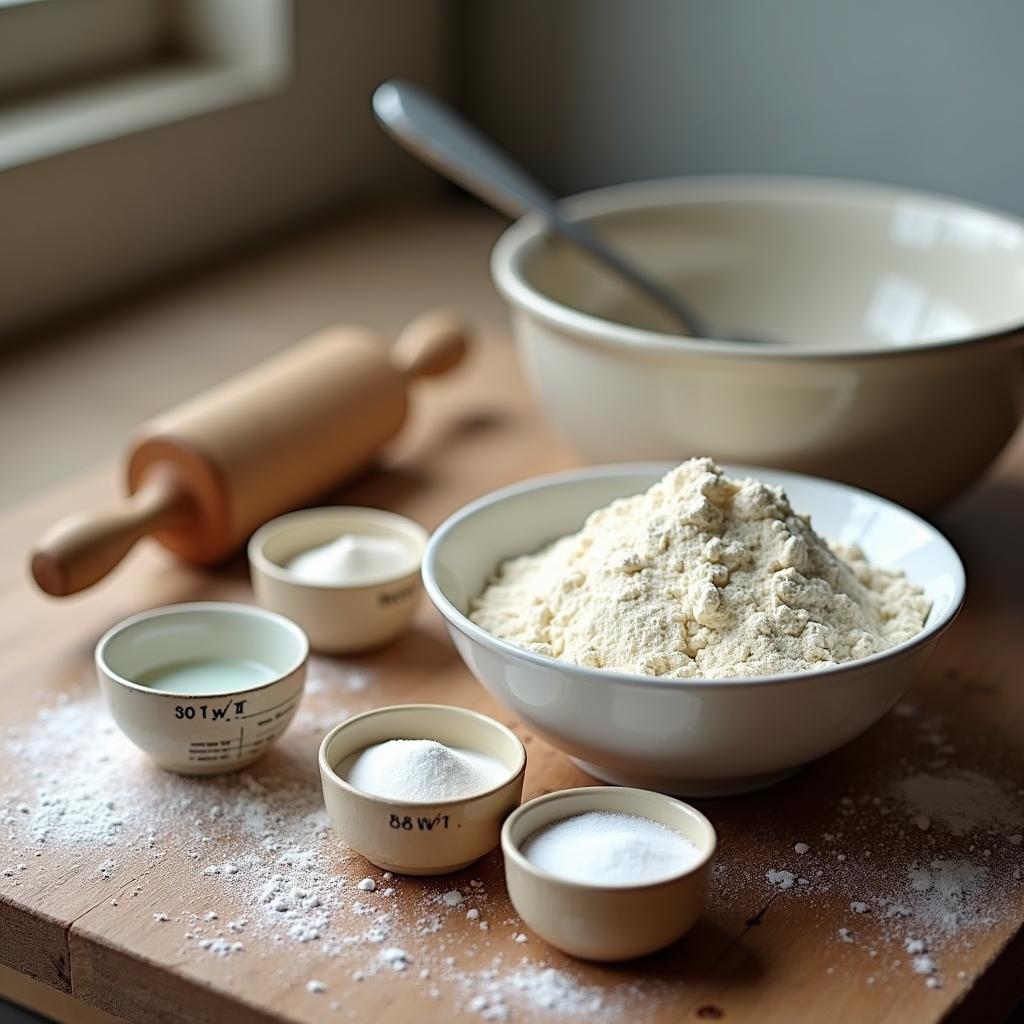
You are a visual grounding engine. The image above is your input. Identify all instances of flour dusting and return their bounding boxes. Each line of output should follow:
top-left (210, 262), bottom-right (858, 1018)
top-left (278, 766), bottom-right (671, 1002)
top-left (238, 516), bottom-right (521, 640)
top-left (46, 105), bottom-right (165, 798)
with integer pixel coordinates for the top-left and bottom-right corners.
top-left (1, 695), bottom-right (664, 1020)
top-left (892, 771), bottom-right (1021, 837)
top-left (723, 703), bottom-right (1024, 993)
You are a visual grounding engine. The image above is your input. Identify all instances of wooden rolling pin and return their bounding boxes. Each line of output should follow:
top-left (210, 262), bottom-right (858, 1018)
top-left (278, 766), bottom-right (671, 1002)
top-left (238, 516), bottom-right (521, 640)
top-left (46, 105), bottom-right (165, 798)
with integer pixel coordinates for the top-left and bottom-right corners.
top-left (31, 310), bottom-right (469, 597)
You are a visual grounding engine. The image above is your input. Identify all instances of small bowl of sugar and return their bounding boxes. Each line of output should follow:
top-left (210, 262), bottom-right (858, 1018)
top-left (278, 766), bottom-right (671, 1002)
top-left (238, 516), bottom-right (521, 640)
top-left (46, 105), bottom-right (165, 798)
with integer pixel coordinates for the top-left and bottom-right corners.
top-left (501, 786), bottom-right (716, 960)
top-left (249, 506), bottom-right (427, 653)
top-left (319, 704), bottom-right (527, 875)
top-left (95, 601), bottom-right (309, 775)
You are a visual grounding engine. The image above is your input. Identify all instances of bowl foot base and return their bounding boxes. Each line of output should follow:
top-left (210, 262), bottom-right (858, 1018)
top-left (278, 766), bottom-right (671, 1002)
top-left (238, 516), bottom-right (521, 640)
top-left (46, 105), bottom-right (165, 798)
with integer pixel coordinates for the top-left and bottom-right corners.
top-left (570, 757), bottom-right (802, 797)
top-left (364, 856), bottom-right (485, 877)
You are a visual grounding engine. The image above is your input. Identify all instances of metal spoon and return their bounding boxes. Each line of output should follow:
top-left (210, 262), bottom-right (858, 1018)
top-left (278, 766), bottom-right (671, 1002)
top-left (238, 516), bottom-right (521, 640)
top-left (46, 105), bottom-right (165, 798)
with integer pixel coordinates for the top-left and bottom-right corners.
top-left (372, 78), bottom-right (719, 340)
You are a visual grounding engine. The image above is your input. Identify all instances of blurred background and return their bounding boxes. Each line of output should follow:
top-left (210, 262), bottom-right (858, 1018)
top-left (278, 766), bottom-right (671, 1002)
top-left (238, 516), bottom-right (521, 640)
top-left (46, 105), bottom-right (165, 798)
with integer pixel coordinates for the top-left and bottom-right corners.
top-left (2, 0), bottom-right (1023, 504)
top-left (2, 5), bottom-right (1024, 1023)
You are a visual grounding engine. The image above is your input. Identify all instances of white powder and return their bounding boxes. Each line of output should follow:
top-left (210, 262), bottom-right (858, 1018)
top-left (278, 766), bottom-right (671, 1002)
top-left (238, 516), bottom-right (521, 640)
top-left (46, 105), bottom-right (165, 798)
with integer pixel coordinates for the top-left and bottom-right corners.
top-left (16, 689), bottom-right (1018, 1019)
top-left (892, 771), bottom-right (1023, 836)
top-left (499, 966), bottom-right (612, 1015)
top-left (905, 860), bottom-right (991, 932)
top-left (912, 955), bottom-right (937, 975)
top-left (8, 700), bottom-right (660, 1019)
top-left (340, 740), bottom-right (508, 802)
top-left (286, 534), bottom-right (417, 586)
top-left (304, 657), bottom-right (374, 697)
top-left (713, 701), bottom-right (1024, 995)
top-left (463, 965), bottom-right (625, 1020)
top-left (471, 458), bottom-right (928, 678)
top-left (521, 811), bottom-right (701, 885)
top-left (380, 946), bottom-right (411, 971)
top-left (200, 938), bottom-right (244, 957)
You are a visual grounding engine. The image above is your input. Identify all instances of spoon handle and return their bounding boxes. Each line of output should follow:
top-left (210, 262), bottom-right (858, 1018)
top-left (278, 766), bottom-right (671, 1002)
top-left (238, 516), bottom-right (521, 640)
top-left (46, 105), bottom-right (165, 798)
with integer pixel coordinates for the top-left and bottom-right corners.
top-left (372, 79), bottom-right (710, 338)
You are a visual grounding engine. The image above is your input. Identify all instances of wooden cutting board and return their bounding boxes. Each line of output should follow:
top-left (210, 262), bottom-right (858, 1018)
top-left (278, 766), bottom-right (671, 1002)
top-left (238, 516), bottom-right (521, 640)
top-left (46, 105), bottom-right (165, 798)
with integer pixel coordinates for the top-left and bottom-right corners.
top-left (1, 337), bottom-right (1022, 1024)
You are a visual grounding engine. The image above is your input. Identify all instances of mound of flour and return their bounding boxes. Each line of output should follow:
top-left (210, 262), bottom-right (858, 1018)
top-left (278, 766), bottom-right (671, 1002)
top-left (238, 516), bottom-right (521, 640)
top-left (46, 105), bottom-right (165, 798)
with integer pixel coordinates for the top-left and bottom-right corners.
top-left (470, 459), bottom-right (929, 679)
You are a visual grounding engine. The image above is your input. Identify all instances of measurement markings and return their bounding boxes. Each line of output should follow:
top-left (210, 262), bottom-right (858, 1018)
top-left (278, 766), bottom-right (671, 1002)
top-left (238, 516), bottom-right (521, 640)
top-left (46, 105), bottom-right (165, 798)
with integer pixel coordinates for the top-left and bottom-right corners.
top-left (224, 734), bottom-right (282, 754)
top-left (188, 733), bottom-right (280, 760)
top-left (237, 695), bottom-right (298, 720)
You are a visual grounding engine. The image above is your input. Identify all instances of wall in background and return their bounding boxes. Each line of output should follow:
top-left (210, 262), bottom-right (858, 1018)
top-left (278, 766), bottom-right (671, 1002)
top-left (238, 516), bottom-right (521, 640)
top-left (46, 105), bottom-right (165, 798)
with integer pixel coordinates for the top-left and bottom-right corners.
top-left (0, 0), bottom-right (449, 339)
top-left (6, 0), bottom-right (1020, 341)
top-left (460, 0), bottom-right (1024, 215)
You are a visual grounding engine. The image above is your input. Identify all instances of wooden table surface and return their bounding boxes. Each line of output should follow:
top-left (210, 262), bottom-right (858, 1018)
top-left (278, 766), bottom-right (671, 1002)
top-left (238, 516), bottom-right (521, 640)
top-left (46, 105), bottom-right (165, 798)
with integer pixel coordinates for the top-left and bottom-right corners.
top-left (2, 334), bottom-right (1024, 1023)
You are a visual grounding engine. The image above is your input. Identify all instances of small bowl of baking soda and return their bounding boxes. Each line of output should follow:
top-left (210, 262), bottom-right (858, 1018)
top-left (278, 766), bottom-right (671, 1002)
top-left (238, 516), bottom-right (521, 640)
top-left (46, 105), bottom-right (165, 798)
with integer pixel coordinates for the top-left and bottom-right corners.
top-left (249, 506), bottom-right (427, 653)
top-left (501, 786), bottom-right (716, 960)
top-left (318, 704), bottom-right (527, 875)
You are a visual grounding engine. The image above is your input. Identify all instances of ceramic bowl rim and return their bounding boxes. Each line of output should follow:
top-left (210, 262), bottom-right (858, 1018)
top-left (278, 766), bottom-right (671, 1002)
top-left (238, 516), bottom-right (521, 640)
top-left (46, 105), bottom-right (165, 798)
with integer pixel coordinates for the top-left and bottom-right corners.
top-left (95, 600), bottom-right (309, 699)
top-left (501, 786), bottom-right (717, 893)
top-left (421, 462), bottom-right (967, 692)
top-left (318, 703), bottom-right (528, 808)
top-left (249, 506), bottom-right (428, 592)
top-left (491, 173), bottom-right (1024, 361)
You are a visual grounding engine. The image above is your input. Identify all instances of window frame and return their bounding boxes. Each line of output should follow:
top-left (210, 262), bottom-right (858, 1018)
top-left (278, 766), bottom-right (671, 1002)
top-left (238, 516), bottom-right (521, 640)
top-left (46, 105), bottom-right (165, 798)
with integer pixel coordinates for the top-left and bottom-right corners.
top-left (0, 0), bottom-right (291, 171)
top-left (0, 0), bottom-right (450, 341)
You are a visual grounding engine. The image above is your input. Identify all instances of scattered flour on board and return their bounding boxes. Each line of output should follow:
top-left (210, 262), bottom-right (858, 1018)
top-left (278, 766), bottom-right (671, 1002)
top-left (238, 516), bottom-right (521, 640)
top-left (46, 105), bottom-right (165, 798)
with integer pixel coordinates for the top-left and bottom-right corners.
top-left (4, 688), bottom-right (1021, 1011)
top-left (1, 696), bottom-right (665, 1020)
top-left (892, 770), bottom-right (1022, 837)
top-left (304, 657), bottom-right (374, 697)
top-left (734, 703), bottom-right (1024, 992)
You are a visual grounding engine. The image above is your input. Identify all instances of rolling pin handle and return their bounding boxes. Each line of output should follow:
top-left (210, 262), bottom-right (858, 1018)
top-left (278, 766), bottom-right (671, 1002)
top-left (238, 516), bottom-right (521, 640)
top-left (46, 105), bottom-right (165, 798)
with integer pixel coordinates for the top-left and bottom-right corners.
top-left (390, 309), bottom-right (470, 379)
top-left (30, 472), bottom-right (193, 598)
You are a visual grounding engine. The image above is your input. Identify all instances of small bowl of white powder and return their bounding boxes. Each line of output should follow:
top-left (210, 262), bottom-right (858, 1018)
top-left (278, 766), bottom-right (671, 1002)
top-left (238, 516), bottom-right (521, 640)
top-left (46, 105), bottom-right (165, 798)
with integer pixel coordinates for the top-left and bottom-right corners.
top-left (423, 458), bottom-right (966, 795)
top-left (249, 506), bottom-right (427, 653)
top-left (501, 786), bottom-right (716, 960)
top-left (318, 704), bottom-right (526, 875)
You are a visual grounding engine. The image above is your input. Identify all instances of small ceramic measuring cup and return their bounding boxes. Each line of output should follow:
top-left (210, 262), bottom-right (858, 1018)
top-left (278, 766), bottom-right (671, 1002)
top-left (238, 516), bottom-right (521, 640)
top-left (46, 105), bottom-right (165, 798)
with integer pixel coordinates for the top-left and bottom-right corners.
top-left (96, 602), bottom-right (308, 775)
top-left (249, 507), bottom-right (427, 653)
top-left (319, 704), bottom-right (527, 875)
top-left (501, 786), bottom-right (716, 960)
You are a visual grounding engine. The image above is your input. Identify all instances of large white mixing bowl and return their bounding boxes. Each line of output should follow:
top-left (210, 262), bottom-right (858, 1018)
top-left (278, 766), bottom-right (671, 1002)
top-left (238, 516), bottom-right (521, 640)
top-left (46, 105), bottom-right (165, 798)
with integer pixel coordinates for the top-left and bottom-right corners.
top-left (423, 464), bottom-right (965, 796)
top-left (491, 176), bottom-right (1024, 509)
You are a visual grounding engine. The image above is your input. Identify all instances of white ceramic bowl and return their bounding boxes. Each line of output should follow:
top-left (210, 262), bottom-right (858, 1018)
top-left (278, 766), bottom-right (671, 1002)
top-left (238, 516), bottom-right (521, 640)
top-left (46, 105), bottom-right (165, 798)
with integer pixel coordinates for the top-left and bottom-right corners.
top-left (502, 786), bottom-right (716, 961)
top-left (422, 464), bottom-right (965, 796)
top-left (96, 602), bottom-right (308, 775)
top-left (491, 176), bottom-right (1024, 509)
top-left (249, 507), bottom-right (427, 653)
top-left (319, 704), bottom-right (526, 875)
